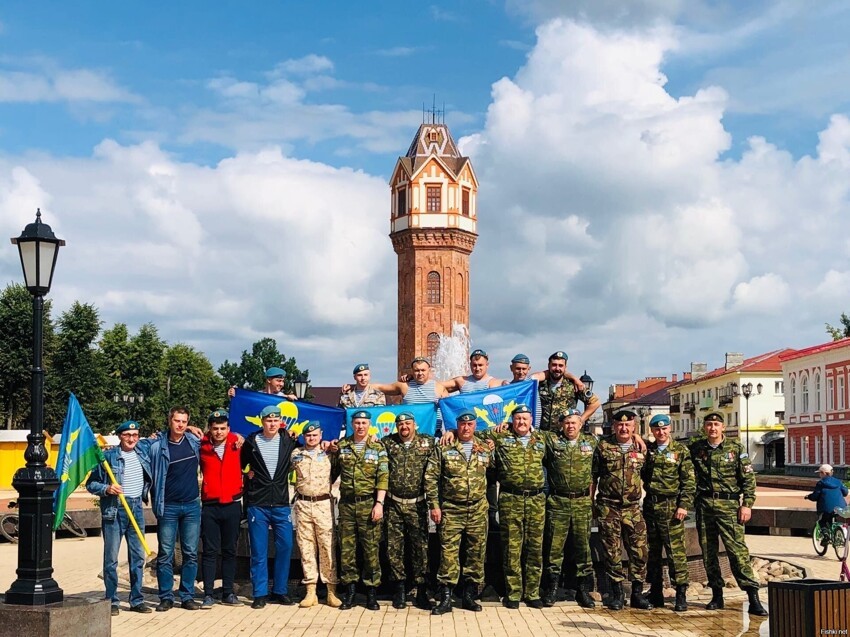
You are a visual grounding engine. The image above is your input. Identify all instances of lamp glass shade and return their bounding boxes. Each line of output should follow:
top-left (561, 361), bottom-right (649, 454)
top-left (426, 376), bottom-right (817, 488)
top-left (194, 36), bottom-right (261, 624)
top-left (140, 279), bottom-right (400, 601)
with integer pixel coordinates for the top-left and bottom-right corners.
top-left (579, 370), bottom-right (594, 393)
top-left (293, 377), bottom-right (309, 399)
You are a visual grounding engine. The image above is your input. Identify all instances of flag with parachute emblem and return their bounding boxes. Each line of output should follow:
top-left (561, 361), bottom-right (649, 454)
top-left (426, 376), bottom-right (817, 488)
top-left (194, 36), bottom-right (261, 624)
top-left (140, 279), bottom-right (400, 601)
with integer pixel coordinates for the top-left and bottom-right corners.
top-left (228, 388), bottom-right (344, 440)
top-left (438, 380), bottom-right (538, 430)
top-left (53, 393), bottom-right (104, 530)
top-left (344, 403), bottom-right (438, 439)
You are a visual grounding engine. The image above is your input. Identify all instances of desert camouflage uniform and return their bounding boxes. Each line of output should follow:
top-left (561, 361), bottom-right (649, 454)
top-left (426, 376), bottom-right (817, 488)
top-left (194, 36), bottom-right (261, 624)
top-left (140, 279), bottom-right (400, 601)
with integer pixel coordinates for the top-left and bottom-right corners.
top-left (689, 437), bottom-right (759, 590)
top-left (292, 447), bottom-right (338, 585)
top-left (641, 439), bottom-right (695, 587)
top-left (338, 386), bottom-right (386, 409)
top-left (592, 436), bottom-right (648, 583)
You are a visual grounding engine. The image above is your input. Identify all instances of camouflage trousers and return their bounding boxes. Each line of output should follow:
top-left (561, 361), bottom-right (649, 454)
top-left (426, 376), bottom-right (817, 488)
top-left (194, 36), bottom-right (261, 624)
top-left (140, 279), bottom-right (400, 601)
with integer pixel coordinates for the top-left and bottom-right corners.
top-left (543, 494), bottom-right (593, 580)
top-left (595, 501), bottom-right (648, 583)
top-left (437, 498), bottom-right (488, 586)
top-left (643, 497), bottom-right (688, 586)
top-left (499, 492), bottom-right (545, 602)
top-left (386, 498), bottom-right (429, 584)
top-left (695, 497), bottom-right (758, 590)
top-left (338, 498), bottom-right (382, 587)
top-left (294, 498), bottom-right (337, 585)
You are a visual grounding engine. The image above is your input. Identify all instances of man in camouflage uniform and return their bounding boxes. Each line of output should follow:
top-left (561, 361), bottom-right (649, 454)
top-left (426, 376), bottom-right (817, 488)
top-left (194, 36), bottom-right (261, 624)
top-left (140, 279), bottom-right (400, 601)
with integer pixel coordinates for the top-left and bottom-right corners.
top-left (338, 363), bottom-right (386, 409)
top-left (291, 422), bottom-right (342, 608)
top-left (534, 351), bottom-right (599, 432)
top-left (641, 414), bottom-right (695, 612)
top-left (479, 404), bottom-right (547, 609)
top-left (541, 409), bottom-right (597, 608)
top-left (592, 410), bottom-right (652, 611)
top-left (382, 412), bottom-right (434, 610)
top-left (689, 412), bottom-right (767, 616)
top-left (334, 410), bottom-right (388, 611)
top-left (426, 411), bottom-right (493, 615)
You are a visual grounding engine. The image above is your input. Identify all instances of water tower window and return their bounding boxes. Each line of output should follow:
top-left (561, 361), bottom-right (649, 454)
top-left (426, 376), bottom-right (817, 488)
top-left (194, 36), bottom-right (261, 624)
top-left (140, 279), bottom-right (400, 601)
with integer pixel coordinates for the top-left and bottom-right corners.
top-left (427, 271), bottom-right (441, 304)
top-left (462, 188), bottom-right (470, 216)
top-left (426, 186), bottom-right (441, 212)
top-left (427, 332), bottom-right (440, 362)
top-left (396, 188), bottom-right (407, 217)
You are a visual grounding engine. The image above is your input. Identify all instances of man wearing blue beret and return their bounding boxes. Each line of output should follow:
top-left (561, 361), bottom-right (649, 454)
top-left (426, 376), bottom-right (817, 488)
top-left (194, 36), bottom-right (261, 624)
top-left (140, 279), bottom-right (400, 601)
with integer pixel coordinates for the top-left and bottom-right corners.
top-left (338, 363), bottom-right (386, 409)
top-left (228, 367), bottom-right (297, 401)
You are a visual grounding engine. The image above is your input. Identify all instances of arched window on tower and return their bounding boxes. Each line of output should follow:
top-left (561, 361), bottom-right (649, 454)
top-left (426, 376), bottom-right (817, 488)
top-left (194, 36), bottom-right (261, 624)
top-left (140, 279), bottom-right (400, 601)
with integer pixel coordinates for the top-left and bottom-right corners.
top-left (457, 273), bottom-right (464, 307)
top-left (427, 332), bottom-right (440, 363)
top-left (427, 271), bottom-right (441, 304)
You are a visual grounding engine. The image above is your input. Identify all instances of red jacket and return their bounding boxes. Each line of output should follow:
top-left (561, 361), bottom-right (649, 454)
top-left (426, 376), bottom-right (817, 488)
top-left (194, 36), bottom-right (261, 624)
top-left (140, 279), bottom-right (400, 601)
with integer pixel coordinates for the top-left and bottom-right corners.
top-left (200, 432), bottom-right (243, 504)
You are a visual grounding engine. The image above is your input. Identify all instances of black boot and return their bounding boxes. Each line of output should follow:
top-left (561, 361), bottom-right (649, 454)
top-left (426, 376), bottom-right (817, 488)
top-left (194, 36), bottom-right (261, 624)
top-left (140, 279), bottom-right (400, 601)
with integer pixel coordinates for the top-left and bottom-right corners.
top-left (392, 581), bottom-right (406, 609)
top-left (541, 574), bottom-right (558, 607)
top-left (365, 586), bottom-right (379, 611)
top-left (339, 583), bottom-right (356, 610)
top-left (673, 584), bottom-right (688, 612)
top-left (705, 586), bottom-right (724, 610)
top-left (415, 585), bottom-right (431, 610)
top-left (746, 588), bottom-right (768, 616)
top-left (648, 582), bottom-right (665, 608)
top-left (630, 581), bottom-right (653, 610)
top-left (431, 586), bottom-right (452, 615)
top-left (575, 575), bottom-right (596, 609)
top-left (607, 582), bottom-right (623, 610)
top-left (461, 582), bottom-right (482, 612)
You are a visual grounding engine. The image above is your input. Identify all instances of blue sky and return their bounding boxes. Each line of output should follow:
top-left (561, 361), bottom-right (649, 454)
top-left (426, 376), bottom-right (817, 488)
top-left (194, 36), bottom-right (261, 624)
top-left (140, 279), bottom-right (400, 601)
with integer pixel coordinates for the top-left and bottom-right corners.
top-left (1, 1), bottom-right (850, 393)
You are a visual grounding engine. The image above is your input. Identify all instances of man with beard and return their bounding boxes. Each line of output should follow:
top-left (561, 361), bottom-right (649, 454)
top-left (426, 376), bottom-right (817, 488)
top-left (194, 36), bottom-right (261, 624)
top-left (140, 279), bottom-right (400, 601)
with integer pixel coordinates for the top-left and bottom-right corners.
top-left (535, 352), bottom-right (598, 432)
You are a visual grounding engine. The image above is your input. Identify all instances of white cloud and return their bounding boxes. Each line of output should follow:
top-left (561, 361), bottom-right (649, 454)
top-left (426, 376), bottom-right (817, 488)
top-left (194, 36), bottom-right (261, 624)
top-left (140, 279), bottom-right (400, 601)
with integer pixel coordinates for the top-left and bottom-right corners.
top-left (374, 47), bottom-right (419, 57)
top-left (271, 54), bottom-right (334, 76)
top-left (0, 65), bottom-right (139, 103)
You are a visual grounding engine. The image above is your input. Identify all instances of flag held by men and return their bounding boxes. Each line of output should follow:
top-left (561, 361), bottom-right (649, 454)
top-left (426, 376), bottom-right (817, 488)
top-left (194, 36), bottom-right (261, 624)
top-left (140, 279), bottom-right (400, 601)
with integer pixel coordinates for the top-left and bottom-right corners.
top-left (228, 388), bottom-right (344, 441)
top-left (439, 380), bottom-right (539, 430)
top-left (53, 393), bottom-right (104, 530)
top-left (344, 403), bottom-right (438, 439)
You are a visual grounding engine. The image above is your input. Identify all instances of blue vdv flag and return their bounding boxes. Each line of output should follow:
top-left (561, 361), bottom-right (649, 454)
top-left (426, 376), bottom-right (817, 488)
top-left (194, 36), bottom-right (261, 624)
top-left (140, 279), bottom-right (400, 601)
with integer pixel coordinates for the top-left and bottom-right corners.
top-left (228, 388), bottom-right (344, 441)
top-left (344, 403), bottom-right (438, 439)
top-left (439, 380), bottom-right (538, 430)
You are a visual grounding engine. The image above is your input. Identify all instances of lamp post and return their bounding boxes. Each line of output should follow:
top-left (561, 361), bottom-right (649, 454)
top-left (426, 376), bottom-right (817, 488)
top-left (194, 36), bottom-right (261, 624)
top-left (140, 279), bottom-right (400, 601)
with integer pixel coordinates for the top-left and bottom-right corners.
top-left (113, 393), bottom-right (144, 419)
top-left (292, 375), bottom-right (309, 401)
top-left (739, 381), bottom-right (764, 464)
top-left (637, 406), bottom-right (650, 438)
top-left (579, 371), bottom-right (594, 433)
top-left (5, 210), bottom-right (65, 606)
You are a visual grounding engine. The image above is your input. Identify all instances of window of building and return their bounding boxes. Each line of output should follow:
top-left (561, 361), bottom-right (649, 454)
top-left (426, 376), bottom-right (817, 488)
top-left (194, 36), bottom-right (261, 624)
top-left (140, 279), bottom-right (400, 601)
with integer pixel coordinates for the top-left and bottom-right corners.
top-left (426, 332), bottom-right (440, 362)
top-left (426, 271), bottom-right (441, 304)
top-left (426, 186), bottom-right (441, 212)
top-left (775, 381), bottom-right (784, 395)
top-left (790, 438), bottom-right (796, 464)
top-left (840, 375), bottom-right (846, 410)
top-left (790, 378), bottom-right (796, 413)
top-left (802, 436), bottom-right (809, 464)
top-left (802, 375), bottom-right (809, 413)
top-left (734, 412), bottom-right (739, 428)
top-left (462, 188), bottom-right (470, 216)
top-left (775, 410), bottom-right (785, 422)
top-left (429, 130), bottom-right (438, 142)
top-left (396, 188), bottom-right (407, 217)
top-left (815, 436), bottom-right (821, 464)
top-left (829, 435), bottom-right (835, 464)
top-left (841, 435), bottom-right (846, 465)
top-left (456, 273), bottom-right (464, 307)
top-left (815, 373), bottom-right (821, 411)
top-left (828, 377), bottom-right (835, 410)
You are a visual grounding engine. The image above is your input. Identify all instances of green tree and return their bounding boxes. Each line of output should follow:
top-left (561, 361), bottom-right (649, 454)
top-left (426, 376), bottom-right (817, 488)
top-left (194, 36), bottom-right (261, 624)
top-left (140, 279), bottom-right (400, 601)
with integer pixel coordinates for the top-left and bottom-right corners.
top-left (218, 337), bottom-right (309, 395)
top-left (124, 323), bottom-right (166, 432)
top-left (159, 343), bottom-right (227, 428)
top-left (826, 313), bottom-right (850, 341)
top-left (94, 323), bottom-right (133, 431)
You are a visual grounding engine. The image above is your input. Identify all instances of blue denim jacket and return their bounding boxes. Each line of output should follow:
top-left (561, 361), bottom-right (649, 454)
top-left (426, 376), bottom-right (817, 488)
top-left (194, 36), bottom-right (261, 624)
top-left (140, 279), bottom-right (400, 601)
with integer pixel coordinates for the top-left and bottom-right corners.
top-left (135, 431), bottom-right (201, 519)
top-left (86, 446), bottom-right (152, 521)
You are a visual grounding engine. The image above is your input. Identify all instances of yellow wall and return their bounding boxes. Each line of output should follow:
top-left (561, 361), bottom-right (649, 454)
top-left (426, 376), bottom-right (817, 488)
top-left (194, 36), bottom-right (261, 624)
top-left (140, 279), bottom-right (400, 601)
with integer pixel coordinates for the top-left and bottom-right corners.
top-left (0, 437), bottom-right (58, 489)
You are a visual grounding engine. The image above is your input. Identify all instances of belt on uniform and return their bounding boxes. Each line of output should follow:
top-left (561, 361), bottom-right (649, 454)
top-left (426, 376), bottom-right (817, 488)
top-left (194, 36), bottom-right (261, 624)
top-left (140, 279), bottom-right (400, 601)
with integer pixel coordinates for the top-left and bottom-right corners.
top-left (698, 491), bottom-right (740, 501)
top-left (387, 493), bottom-right (425, 505)
top-left (552, 488), bottom-right (590, 498)
top-left (339, 494), bottom-right (374, 503)
top-left (645, 493), bottom-right (677, 504)
top-left (501, 486), bottom-right (544, 497)
top-left (443, 498), bottom-right (477, 506)
top-left (297, 493), bottom-right (331, 502)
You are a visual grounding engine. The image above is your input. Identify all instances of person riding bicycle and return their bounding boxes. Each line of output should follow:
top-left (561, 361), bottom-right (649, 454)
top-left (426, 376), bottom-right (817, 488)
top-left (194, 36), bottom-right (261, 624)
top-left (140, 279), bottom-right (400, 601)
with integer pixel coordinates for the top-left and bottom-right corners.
top-left (806, 464), bottom-right (849, 545)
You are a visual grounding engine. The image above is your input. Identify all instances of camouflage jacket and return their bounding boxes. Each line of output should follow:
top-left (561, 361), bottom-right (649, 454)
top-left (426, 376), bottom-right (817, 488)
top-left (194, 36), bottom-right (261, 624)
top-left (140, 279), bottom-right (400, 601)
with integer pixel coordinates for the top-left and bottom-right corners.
top-left (688, 436), bottom-right (756, 508)
top-left (543, 432), bottom-right (597, 494)
top-left (338, 385), bottom-right (386, 409)
top-left (538, 376), bottom-right (578, 432)
top-left (425, 439), bottom-right (493, 508)
top-left (640, 439), bottom-right (695, 511)
top-left (478, 429), bottom-right (547, 491)
top-left (592, 435), bottom-right (646, 505)
top-left (382, 433), bottom-right (435, 498)
top-left (334, 437), bottom-right (389, 498)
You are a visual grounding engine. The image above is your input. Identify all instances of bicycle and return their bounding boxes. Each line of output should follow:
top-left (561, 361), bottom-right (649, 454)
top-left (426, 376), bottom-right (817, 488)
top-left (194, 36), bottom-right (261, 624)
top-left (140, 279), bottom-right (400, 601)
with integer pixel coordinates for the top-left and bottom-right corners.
top-left (811, 513), bottom-right (847, 559)
top-left (0, 500), bottom-right (87, 543)
top-left (836, 506), bottom-right (850, 582)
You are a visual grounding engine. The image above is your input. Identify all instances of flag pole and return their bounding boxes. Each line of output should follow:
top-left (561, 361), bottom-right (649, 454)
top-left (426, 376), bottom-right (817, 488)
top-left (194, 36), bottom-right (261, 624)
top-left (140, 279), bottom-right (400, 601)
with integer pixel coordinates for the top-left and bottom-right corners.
top-left (100, 459), bottom-right (153, 556)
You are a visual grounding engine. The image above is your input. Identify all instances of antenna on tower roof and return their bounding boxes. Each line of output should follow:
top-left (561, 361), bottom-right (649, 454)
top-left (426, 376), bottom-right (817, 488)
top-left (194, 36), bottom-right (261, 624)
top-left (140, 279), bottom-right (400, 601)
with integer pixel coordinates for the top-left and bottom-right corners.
top-left (423, 94), bottom-right (445, 124)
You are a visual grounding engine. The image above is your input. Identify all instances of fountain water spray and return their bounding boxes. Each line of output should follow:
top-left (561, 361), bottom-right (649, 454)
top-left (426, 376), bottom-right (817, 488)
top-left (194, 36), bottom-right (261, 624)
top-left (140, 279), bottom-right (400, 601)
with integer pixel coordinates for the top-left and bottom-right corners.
top-left (432, 323), bottom-right (471, 381)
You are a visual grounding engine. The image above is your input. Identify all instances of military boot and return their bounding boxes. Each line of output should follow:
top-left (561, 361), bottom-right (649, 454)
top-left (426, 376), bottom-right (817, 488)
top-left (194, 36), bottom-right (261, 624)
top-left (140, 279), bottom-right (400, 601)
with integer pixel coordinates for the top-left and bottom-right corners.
top-left (541, 574), bottom-right (559, 607)
top-left (630, 581), bottom-right (653, 610)
top-left (365, 586), bottom-right (379, 611)
top-left (392, 581), bottom-right (406, 609)
top-left (705, 586), bottom-right (724, 610)
top-left (575, 575), bottom-right (596, 609)
top-left (673, 584), bottom-right (688, 612)
top-left (415, 585), bottom-right (431, 611)
top-left (648, 582), bottom-right (665, 608)
top-left (339, 583), bottom-right (356, 610)
top-left (746, 588), bottom-right (768, 616)
top-left (299, 583), bottom-right (318, 608)
top-left (607, 582), bottom-right (624, 610)
top-left (431, 586), bottom-right (453, 615)
top-left (326, 583), bottom-right (342, 608)
top-left (460, 582), bottom-right (481, 612)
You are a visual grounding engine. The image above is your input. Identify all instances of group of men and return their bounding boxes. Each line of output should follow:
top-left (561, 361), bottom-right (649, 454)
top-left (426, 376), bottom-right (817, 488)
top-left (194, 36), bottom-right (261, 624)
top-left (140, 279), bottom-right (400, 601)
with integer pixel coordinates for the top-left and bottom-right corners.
top-left (89, 351), bottom-right (767, 618)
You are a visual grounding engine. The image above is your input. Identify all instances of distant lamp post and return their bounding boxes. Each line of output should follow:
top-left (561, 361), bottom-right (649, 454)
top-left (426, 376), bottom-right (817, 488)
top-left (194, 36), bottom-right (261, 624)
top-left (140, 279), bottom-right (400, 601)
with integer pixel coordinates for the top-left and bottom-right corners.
top-left (637, 406), bottom-right (651, 438)
top-left (114, 393), bottom-right (145, 419)
top-left (5, 209), bottom-right (65, 606)
top-left (292, 375), bottom-right (309, 401)
top-left (739, 382), bottom-right (764, 463)
top-left (579, 371), bottom-right (594, 433)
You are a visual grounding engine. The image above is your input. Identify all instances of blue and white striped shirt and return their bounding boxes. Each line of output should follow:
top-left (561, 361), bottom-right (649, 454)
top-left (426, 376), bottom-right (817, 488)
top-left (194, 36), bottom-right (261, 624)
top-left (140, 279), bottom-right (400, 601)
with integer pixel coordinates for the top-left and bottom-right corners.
top-left (120, 449), bottom-right (144, 499)
top-left (255, 434), bottom-right (281, 480)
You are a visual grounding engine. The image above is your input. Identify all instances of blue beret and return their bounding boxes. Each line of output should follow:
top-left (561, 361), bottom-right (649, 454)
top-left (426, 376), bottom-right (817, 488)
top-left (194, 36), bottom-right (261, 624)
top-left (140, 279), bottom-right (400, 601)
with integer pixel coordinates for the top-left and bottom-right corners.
top-left (456, 410), bottom-right (477, 422)
top-left (116, 420), bottom-right (140, 434)
top-left (395, 412), bottom-right (415, 423)
top-left (352, 363), bottom-right (369, 374)
top-left (470, 349), bottom-right (488, 359)
top-left (649, 414), bottom-right (671, 428)
top-left (558, 408), bottom-right (582, 421)
top-left (260, 405), bottom-right (281, 418)
top-left (511, 404), bottom-right (532, 420)
top-left (704, 412), bottom-right (724, 424)
top-left (411, 356), bottom-right (430, 367)
top-left (511, 353), bottom-right (530, 364)
top-left (351, 410), bottom-right (371, 420)
top-left (613, 410), bottom-right (636, 422)
top-left (549, 351), bottom-right (568, 361)
top-left (208, 409), bottom-right (229, 423)
top-left (265, 367), bottom-right (286, 378)
top-left (303, 421), bottom-right (321, 433)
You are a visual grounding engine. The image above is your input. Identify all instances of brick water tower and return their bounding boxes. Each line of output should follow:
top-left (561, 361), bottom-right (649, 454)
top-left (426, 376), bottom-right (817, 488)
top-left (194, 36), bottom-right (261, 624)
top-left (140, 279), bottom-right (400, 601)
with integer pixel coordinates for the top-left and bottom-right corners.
top-left (389, 113), bottom-right (479, 376)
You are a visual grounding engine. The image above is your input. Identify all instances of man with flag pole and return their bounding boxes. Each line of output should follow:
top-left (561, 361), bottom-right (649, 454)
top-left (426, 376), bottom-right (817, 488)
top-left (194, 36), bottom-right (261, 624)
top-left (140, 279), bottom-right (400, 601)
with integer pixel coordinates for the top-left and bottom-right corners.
top-left (86, 419), bottom-right (153, 616)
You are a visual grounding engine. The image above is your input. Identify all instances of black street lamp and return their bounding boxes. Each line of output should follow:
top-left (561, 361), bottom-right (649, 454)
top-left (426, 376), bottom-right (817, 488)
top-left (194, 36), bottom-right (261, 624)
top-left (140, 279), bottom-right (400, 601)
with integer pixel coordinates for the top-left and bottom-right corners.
top-left (637, 406), bottom-right (651, 438)
top-left (739, 381), bottom-right (763, 463)
top-left (292, 375), bottom-right (309, 401)
top-left (114, 393), bottom-right (145, 419)
top-left (579, 371), bottom-right (594, 433)
top-left (5, 210), bottom-right (65, 606)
